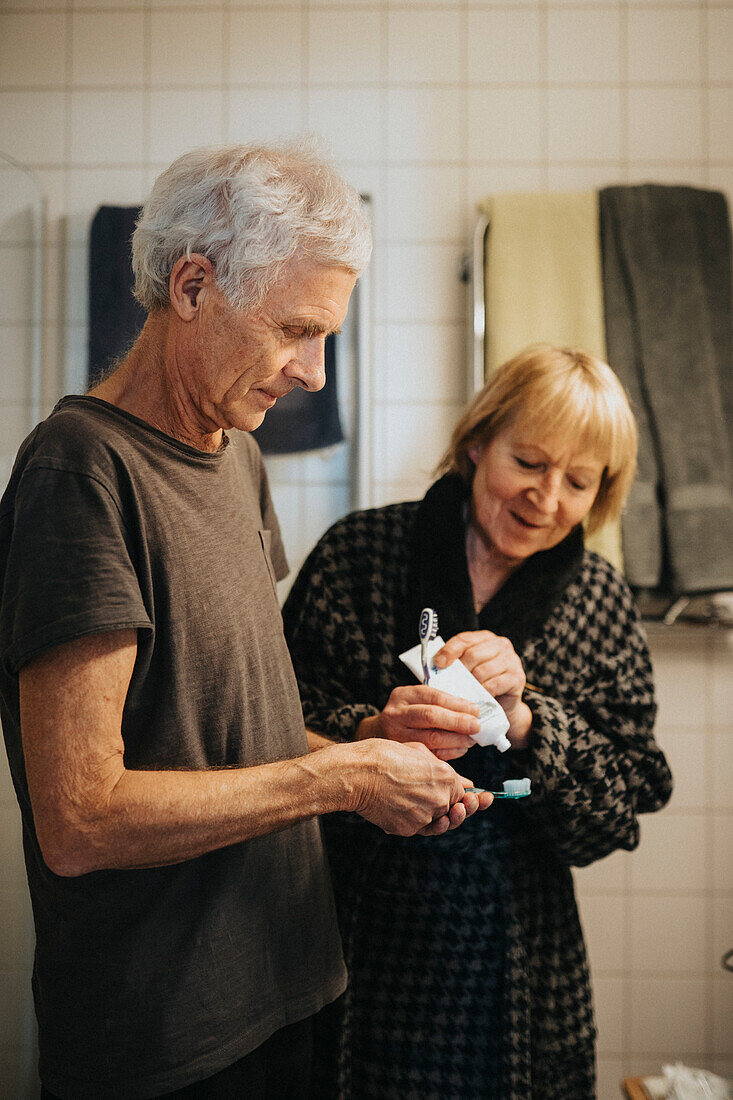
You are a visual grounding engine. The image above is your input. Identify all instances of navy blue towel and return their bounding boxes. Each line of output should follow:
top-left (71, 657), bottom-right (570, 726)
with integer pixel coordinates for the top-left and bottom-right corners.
top-left (251, 333), bottom-right (343, 454)
top-left (88, 205), bottom-right (146, 386)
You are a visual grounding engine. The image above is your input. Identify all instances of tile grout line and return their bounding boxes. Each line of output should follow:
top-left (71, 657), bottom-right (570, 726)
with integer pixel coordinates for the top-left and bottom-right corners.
top-left (142, 0), bottom-right (152, 176)
top-left (622, 846), bottom-right (634, 1072)
top-left (302, 0), bottom-right (309, 129)
top-left (700, 0), bottom-right (710, 184)
top-left (5, 80), bottom-right (733, 91)
top-left (539, 0), bottom-right (549, 188)
top-left (619, 0), bottom-right (629, 180)
top-left (222, 0), bottom-right (231, 140)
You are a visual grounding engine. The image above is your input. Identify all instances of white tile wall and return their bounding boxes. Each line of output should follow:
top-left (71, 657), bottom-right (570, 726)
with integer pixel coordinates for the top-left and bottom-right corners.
top-left (148, 88), bottom-right (226, 162)
top-left (630, 894), bottom-right (708, 973)
top-left (626, 8), bottom-right (703, 85)
top-left (383, 242), bottom-right (465, 322)
top-left (388, 9), bottom-right (462, 84)
top-left (150, 11), bottom-right (225, 87)
top-left (0, 13), bottom-right (67, 88)
top-left (548, 8), bottom-right (622, 84)
top-left (308, 87), bottom-right (383, 162)
top-left (387, 86), bottom-right (464, 160)
top-left (308, 9), bottom-right (383, 85)
top-left (708, 8), bottom-right (733, 82)
top-left (468, 8), bottom-right (542, 85)
top-left (0, 92), bottom-right (67, 165)
top-left (71, 12), bottom-right (146, 87)
top-left (629, 977), bottom-right (709, 1053)
top-left (0, 2), bottom-right (732, 1098)
top-left (709, 88), bottom-right (733, 161)
top-left (548, 87), bottom-right (623, 161)
top-left (627, 87), bottom-right (705, 162)
top-left (469, 86), bottom-right (544, 161)
top-left (228, 9), bottom-right (304, 85)
top-left (385, 163), bottom-right (465, 240)
top-left (70, 89), bottom-right (146, 163)
top-left (375, 322), bottom-right (466, 403)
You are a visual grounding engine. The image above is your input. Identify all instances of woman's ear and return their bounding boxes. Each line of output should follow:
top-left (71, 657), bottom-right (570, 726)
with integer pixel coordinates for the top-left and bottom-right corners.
top-left (468, 444), bottom-right (482, 465)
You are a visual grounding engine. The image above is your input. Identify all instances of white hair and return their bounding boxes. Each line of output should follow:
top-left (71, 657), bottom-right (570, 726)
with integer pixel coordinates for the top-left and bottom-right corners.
top-left (131, 139), bottom-right (372, 312)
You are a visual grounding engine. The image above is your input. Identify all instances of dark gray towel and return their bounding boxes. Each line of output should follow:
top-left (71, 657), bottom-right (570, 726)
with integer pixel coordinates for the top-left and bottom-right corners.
top-left (88, 205), bottom-right (146, 386)
top-left (600, 184), bottom-right (733, 595)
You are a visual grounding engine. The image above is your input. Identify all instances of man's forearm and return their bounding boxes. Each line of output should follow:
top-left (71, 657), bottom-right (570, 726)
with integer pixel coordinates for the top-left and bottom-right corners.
top-left (21, 632), bottom-right (487, 878)
top-left (47, 742), bottom-right (359, 877)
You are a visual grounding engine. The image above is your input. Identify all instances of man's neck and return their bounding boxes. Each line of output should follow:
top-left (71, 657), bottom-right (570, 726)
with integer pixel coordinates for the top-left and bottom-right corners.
top-left (89, 314), bottom-right (224, 453)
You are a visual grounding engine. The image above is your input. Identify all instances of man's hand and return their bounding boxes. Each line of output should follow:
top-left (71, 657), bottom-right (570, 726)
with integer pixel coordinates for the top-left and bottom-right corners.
top-left (356, 684), bottom-right (481, 761)
top-left (434, 630), bottom-right (533, 749)
top-left (345, 738), bottom-right (492, 836)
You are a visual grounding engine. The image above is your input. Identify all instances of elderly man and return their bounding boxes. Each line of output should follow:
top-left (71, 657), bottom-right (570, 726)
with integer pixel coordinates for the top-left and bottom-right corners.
top-left (0, 143), bottom-right (489, 1100)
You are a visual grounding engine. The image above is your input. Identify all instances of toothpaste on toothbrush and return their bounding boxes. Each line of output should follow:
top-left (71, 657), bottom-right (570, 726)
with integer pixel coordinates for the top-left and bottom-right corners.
top-left (398, 635), bottom-right (512, 752)
top-left (465, 778), bottom-right (531, 798)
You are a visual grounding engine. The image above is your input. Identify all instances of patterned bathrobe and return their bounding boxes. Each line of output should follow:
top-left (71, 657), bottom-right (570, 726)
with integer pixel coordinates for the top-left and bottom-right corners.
top-left (282, 474), bottom-right (673, 1100)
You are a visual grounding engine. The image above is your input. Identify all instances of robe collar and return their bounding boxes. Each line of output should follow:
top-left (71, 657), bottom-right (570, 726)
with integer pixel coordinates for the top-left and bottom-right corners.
top-left (402, 473), bottom-right (585, 655)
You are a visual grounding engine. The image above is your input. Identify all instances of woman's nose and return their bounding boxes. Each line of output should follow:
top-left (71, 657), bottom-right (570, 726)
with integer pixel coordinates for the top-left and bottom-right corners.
top-left (528, 472), bottom-right (562, 513)
top-left (284, 339), bottom-right (327, 393)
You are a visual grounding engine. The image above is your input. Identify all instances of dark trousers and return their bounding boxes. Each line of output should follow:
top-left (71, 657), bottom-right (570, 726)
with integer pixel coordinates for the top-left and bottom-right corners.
top-left (41, 1015), bottom-right (313, 1100)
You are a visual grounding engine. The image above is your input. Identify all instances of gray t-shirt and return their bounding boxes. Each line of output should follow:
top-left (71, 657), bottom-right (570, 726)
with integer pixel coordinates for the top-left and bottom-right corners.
top-left (0, 396), bottom-right (346, 1099)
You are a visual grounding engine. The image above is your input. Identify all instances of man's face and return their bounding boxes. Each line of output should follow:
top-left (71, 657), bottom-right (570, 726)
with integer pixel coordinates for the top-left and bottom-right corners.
top-left (184, 257), bottom-right (356, 434)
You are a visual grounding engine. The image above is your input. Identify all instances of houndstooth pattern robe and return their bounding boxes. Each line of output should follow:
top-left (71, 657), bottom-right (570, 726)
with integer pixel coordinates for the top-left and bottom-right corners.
top-left (282, 475), bottom-right (673, 1100)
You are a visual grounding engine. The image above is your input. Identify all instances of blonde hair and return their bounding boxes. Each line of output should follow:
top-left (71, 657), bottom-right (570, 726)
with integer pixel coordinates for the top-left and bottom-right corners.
top-left (438, 345), bottom-right (638, 534)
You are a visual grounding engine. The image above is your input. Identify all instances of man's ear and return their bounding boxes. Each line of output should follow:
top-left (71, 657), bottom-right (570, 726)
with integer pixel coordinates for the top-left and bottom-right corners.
top-left (169, 253), bottom-right (215, 321)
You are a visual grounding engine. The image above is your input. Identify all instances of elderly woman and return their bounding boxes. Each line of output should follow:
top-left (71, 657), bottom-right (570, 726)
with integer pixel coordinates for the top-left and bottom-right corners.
top-left (282, 345), bottom-right (673, 1100)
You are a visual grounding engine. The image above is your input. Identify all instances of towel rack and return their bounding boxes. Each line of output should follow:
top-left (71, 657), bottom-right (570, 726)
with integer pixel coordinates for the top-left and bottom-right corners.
top-left (467, 213), bottom-right (490, 399)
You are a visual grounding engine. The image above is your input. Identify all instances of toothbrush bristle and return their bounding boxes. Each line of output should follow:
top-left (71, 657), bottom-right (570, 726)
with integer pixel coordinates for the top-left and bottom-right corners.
top-left (419, 607), bottom-right (439, 642)
top-left (502, 778), bottom-right (531, 797)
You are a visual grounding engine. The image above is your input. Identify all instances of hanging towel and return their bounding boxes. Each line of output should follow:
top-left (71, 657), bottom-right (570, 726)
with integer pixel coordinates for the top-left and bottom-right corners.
top-left (251, 333), bottom-right (343, 454)
top-left (88, 205), bottom-right (146, 386)
top-left (479, 191), bottom-right (608, 373)
top-left (478, 191), bottom-right (622, 570)
top-left (599, 184), bottom-right (733, 595)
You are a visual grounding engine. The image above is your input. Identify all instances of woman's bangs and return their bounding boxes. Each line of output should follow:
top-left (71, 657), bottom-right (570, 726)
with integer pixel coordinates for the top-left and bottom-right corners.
top-left (515, 378), bottom-right (616, 467)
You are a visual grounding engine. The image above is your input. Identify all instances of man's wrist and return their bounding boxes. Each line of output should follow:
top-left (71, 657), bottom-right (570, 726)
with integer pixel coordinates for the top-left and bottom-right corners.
top-left (296, 739), bottom-right (369, 816)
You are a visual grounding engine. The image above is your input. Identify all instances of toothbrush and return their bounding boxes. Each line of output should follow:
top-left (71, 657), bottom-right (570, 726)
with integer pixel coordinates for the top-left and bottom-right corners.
top-left (464, 778), bottom-right (532, 799)
top-left (418, 607), bottom-right (439, 686)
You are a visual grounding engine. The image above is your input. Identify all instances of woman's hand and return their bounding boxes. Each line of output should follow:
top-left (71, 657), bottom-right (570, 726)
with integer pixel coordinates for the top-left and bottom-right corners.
top-left (356, 684), bottom-right (481, 761)
top-left (433, 630), bottom-right (533, 749)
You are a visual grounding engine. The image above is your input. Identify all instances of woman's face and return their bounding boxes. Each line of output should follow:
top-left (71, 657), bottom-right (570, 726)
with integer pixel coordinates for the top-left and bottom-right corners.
top-left (469, 419), bottom-right (605, 565)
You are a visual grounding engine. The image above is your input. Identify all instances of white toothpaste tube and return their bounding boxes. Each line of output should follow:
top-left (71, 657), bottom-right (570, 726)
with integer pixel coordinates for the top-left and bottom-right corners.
top-left (398, 636), bottom-right (511, 752)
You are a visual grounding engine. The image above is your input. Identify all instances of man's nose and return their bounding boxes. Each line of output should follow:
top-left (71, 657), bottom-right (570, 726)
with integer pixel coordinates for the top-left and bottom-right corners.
top-left (285, 339), bottom-right (327, 392)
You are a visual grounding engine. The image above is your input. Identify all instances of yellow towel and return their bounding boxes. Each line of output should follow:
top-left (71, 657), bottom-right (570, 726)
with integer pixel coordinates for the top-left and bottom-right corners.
top-left (478, 191), bottom-right (622, 570)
